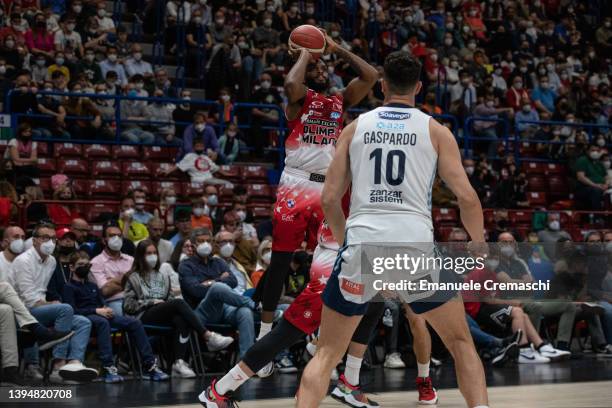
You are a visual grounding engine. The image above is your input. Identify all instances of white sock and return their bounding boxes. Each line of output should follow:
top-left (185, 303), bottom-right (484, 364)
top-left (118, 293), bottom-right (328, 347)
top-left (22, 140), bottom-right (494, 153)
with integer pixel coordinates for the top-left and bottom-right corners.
top-left (344, 354), bottom-right (362, 386)
top-left (213, 365), bottom-right (249, 396)
top-left (417, 361), bottom-right (430, 378)
top-left (473, 406), bottom-right (490, 408)
top-left (257, 322), bottom-right (272, 340)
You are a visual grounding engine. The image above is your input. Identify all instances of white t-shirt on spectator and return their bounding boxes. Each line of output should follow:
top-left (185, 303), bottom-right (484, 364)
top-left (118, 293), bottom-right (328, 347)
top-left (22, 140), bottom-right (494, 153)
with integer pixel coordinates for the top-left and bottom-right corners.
top-left (159, 262), bottom-right (182, 298)
top-left (0, 252), bottom-right (13, 286)
top-left (54, 30), bottom-right (82, 50)
top-left (177, 153), bottom-right (219, 183)
top-left (96, 16), bottom-right (115, 32)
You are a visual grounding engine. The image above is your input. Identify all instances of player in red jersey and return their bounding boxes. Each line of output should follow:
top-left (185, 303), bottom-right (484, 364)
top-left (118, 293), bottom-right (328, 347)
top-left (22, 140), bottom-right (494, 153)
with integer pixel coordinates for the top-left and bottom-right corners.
top-left (258, 30), bottom-right (379, 350)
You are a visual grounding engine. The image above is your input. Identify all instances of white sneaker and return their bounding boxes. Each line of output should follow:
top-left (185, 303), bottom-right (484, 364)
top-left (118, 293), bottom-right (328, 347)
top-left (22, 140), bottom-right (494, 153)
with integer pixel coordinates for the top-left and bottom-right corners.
top-left (519, 347), bottom-right (551, 364)
top-left (538, 343), bottom-right (571, 360)
top-left (430, 357), bottom-right (442, 367)
top-left (306, 341), bottom-right (317, 357)
top-left (206, 331), bottom-right (234, 352)
top-left (256, 361), bottom-right (274, 378)
top-left (330, 367), bottom-right (339, 381)
top-left (49, 369), bottom-right (63, 383)
top-left (384, 352), bottom-right (406, 368)
top-left (24, 364), bottom-right (43, 380)
top-left (172, 359), bottom-right (197, 378)
top-left (58, 362), bottom-right (98, 382)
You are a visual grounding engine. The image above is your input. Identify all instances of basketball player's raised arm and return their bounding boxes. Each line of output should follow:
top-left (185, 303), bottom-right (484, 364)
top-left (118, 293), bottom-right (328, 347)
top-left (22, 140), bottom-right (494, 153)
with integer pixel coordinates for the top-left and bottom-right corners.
top-left (330, 39), bottom-right (379, 108)
top-left (433, 121), bottom-right (485, 243)
top-left (284, 48), bottom-right (310, 118)
top-left (321, 121), bottom-right (356, 245)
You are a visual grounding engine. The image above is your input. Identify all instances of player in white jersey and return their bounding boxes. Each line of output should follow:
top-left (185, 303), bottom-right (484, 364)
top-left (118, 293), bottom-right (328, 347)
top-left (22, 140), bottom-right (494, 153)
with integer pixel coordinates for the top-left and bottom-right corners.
top-left (296, 52), bottom-right (489, 408)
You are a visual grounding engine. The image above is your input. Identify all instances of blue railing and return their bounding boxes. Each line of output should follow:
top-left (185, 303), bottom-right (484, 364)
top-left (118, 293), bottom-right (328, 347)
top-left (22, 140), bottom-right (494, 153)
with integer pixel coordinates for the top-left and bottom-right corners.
top-left (464, 116), bottom-right (511, 159)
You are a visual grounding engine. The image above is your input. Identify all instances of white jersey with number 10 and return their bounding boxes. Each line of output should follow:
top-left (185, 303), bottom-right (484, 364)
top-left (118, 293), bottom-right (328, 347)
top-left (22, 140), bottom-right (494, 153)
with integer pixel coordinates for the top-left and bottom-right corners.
top-left (346, 105), bottom-right (438, 244)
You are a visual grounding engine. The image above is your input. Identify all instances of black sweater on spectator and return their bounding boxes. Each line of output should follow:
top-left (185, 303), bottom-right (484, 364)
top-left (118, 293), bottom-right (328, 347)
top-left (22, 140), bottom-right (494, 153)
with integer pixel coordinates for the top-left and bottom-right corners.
top-left (178, 255), bottom-right (237, 307)
top-left (46, 261), bottom-right (72, 302)
top-left (63, 279), bottom-right (106, 316)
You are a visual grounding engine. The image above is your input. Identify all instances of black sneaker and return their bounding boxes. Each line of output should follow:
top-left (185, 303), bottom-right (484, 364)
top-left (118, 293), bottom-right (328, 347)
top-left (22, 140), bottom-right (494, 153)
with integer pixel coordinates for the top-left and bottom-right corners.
top-left (275, 356), bottom-right (298, 374)
top-left (493, 329), bottom-right (521, 367)
top-left (502, 329), bottom-right (522, 348)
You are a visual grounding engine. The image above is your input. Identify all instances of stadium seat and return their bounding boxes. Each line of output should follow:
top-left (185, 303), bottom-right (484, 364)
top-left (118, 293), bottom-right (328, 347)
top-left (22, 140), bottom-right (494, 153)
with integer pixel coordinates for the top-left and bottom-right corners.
top-left (508, 210), bottom-right (532, 226)
top-left (219, 184), bottom-right (236, 204)
top-left (121, 180), bottom-right (152, 196)
top-left (548, 176), bottom-right (569, 200)
top-left (218, 165), bottom-right (243, 183)
top-left (150, 162), bottom-right (182, 180)
top-left (527, 175), bottom-right (547, 192)
top-left (37, 177), bottom-right (51, 194)
top-left (246, 184), bottom-right (275, 203)
top-left (436, 225), bottom-right (456, 241)
top-left (527, 192), bottom-right (548, 207)
top-left (122, 161), bottom-right (152, 179)
top-left (184, 182), bottom-right (206, 197)
top-left (72, 179), bottom-right (89, 197)
top-left (88, 179), bottom-right (121, 198)
top-left (143, 145), bottom-right (178, 161)
top-left (545, 163), bottom-right (567, 176)
top-left (250, 206), bottom-right (272, 221)
top-left (514, 226), bottom-right (530, 240)
top-left (112, 144), bottom-right (140, 160)
top-left (83, 144), bottom-right (112, 159)
top-left (243, 165), bottom-right (268, 183)
top-left (53, 142), bottom-right (83, 158)
top-left (36, 142), bottom-right (51, 157)
top-left (36, 158), bottom-right (57, 176)
top-left (91, 160), bottom-right (122, 179)
top-left (522, 161), bottom-right (546, 175)
top-left (432, 207), bottom-right (458, 225)
top-left (84, 203), bottom-right (117, 223)
top-left (151, 181), bottom-right (183, 199)
top-left (57, 158), bottom-right (89, 177)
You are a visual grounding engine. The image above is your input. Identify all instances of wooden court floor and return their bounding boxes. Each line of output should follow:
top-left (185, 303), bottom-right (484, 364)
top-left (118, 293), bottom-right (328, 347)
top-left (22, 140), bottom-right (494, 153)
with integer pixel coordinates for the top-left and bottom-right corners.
top-left (157, 381), bottom-right (612, 408)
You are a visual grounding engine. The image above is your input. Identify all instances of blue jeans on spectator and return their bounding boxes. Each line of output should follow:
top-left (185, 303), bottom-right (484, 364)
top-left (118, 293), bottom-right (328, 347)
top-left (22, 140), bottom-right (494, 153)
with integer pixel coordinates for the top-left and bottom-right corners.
top-left (466, 314), bottom-right (501, 350)
top-left (242, 55), bottom-right (263, 84)
top-left (155, 133), bottom-right (182, 146)
top-left (121, 128), bottom-right (155, 144)
top-left (599, 301), bottom-right (612, 344)
top-left (87, 314), bottom-right (155, 368)
top-left (25, 304), bottom-right (92, 363)
top-left (106, 299), bottom-right (124, 317)
top-left (194, 282), bottom-right (255, 359)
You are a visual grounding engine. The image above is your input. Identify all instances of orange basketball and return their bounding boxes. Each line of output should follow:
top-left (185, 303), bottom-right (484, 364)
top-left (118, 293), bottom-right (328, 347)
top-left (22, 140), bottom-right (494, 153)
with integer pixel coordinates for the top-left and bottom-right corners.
top-left (288, 25), bottom-right (326, 54)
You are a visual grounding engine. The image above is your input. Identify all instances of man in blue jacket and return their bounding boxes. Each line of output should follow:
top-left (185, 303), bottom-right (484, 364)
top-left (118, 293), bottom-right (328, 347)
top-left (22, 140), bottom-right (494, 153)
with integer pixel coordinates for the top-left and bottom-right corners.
top-left (178, 228), bottom-right (255, 358)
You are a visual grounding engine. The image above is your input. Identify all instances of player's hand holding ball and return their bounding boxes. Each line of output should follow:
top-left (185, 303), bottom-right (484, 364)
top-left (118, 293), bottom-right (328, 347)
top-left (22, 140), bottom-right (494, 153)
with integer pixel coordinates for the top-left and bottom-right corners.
top-left (288, 24), bottom-right (326, 60)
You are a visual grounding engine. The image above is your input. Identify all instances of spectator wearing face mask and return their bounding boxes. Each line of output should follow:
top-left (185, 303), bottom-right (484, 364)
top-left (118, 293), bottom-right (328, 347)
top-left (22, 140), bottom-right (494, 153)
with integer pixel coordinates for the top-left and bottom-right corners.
top-left (89, 223), bottom-right (134, 317)
top-left (130, 188), bottom-right (154, 225)
top-left (47, 174), bottom-right (82, 226)
top-left (203, 185), bottom-right (223, 230)
top-left (118, 197), bottom-right (149, 243)
top-left (70, 218), bottom-right (97, 256)
top-left (99, 46), bottom-right (127, 86)
top-left (160, 239), bottom-right (194, 298)
top-left (170, 210), bottom-right (193, 247)
top-left (172, 90), bottom-right (196, 138)
top-left (0, 13), bottom-right (27, 46)
top-left (153, 68), bottom-right (177, 98)
top-left (95, 3), bottom-right (115, 34)
top-left (218, 123), bottom-right (241, 164)
top-left (250, 73), bottom-right (282, 154)
top-left (252, 239), bottom-right (272, 287)
top-left (143, 218), bottom-right (173, 264)
top-left (154, 188), bottom-right (177, 235)
top-left (4, 123), bottom-right (38, 183)
top-left (46, 228), bottom-right (79, 303)
top-left (532, 76), bottom-right (557, 115)
top-left (207, 10), bottom-right (233, 45)
top-left (506, 76), bottom-right (531, 112)
top-left (164, 139), bottom-right (233, 185)
top-left (231, 201), bottom-right (259, 248)
top-left (514, 97), bottom-right (540, 138)
top-left (54, 17), bottom-right (83, 56)
top-left (575, 144), bottom-right (608, 210)
top-left (120, 83), bottom-right (155, 144)
top-left (473, 94), bottom-right (513, 157)
top-left (62, 83), bottom-right (105, 140)
top-left (179, 112), bottom-right (219, 160)
top-left (147, 90), bottom-right (178, 145)
top-left (191, 197), bottom-right (213, 230)
top-left (47, 51), bottom-right (71, 82)
top-left (450, 70), bottom-right (477, 118)
top-left (36, 81), bottom-right (70, 139)
top-left (215, 231), bottom-right (253, 296)
top-left (25, 13), bottom-right (54, 58)
top-left (125, 44), bottom-right (153, 78)
top-left (537, 213), bottom-right (571, 260)
top-left (221, 211), bottom-right (257, 275)
top-left (0, 226), bottom-right (27, 284)
top-left (256, 204), bottom-right (274, 243)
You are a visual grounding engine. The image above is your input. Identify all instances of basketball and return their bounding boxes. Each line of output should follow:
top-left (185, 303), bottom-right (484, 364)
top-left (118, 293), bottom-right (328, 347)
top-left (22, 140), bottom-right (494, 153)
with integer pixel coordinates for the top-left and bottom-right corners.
top-left (288, 24), bottom-right (326, 54)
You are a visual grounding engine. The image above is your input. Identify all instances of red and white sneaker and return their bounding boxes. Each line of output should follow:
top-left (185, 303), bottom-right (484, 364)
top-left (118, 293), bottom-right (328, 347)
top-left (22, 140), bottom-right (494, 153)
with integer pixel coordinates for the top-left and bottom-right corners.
top-left (198, 379), bottom-right (240, 408)
top-left (330, 374), bottom-right (380, 408)
top-left (416, 376), bottom-right (438, 405)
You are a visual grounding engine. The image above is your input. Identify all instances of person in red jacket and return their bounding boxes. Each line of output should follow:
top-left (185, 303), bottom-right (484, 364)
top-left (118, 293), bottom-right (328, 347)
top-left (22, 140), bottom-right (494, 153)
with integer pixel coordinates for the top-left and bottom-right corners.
top-left (47, 174), bottom-right (82, 226)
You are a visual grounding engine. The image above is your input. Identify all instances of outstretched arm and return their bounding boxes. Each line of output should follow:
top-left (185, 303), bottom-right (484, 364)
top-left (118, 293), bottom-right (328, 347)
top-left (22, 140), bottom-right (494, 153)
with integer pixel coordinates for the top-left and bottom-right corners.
top-left (321, 120), bottom-right (356, 245)
top-left (433, 120), bottom-right (484, 242)
top-left (285, 48), bottom-right (311, 120)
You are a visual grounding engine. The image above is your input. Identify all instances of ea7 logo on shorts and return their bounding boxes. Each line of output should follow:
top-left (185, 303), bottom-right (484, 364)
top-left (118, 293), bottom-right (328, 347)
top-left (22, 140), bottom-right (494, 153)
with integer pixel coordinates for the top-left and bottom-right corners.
top-left (330, 111), bottom-right (341, 120)
top-left (378, 111), bottom-right (411, 120)
top-left (286, 199), bottom-right (296, 208)
top-left (340, 278), bottom-right (364, 295)
top-left (303, 310), bottom-right (312, 319)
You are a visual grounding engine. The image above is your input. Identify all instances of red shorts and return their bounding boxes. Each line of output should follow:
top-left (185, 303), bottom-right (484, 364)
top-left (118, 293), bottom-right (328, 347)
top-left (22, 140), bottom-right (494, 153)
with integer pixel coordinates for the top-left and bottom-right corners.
top-left (283, 245), bottom-right (336, 335)
top-left (272, 168), bottom-right (324, 252)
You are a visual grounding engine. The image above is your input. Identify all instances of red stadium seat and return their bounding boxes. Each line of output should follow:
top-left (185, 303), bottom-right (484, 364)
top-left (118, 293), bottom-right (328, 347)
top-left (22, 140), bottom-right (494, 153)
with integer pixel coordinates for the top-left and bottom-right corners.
top-left (88, 179), bottom-right (121, 198)
top-left (37, 142), bottom-right (51, 157)
top-left (243, 165), bottom-right (268, 183)
top-left (545, 163), bottom-right (566, 176)
top-left (184, 182), bottom-right (206, 197)
top-left (548, 176), bottom-right (569, 200)
top-left (526, 175), bottom-right (547, 192)
top-left (143, 145), bottom-right (178, 161)
top-left (91, 160), bottom-right (122, 179)
top-left (432, 207), bottom-right (458, 225)
top-left (53, 142), bottom-right (82, 158)
top-left (83, 144), bottom-right (112, 159)
top-left (57, 159), bottom-right (89, 177)
top-left (151, 181), bottom-right (183, 199)
top-left (508, 210), bottom-right (532, 226)
top-left (519, 143), bottom-right (536, 157)
top-left (150, 162), bottom-right (182, 180)
top-left (37, 177), bottom-right (51, 194)
top-left (112, 144), bottom-right (140, 160)
top-left (527, 192), bottom-right (548, 207)
top-left (71, 179), bottom-right (89, 197)
top-left (122, 161), bottom-right (152, 179)
top-left (122, 180), bottom-right (152, 196)
top-left (246, 184), bottom-right (275, 203)
top-left (36, 158), bottom-right (57, 176)
top-left (250, 205), bottom-right (272, 220)
top-left (219, 184), bottom-right (236, 204)
top-left (436, 225), bottom-right (456, 241)
top-left (218, 165), bottom-right (243, 183)
top-left (514, 226), bottom-right (531, 240)
top-left (85, 203), bottom-right (117, 223)
top-left (521, 162), bottom-right (546, 175)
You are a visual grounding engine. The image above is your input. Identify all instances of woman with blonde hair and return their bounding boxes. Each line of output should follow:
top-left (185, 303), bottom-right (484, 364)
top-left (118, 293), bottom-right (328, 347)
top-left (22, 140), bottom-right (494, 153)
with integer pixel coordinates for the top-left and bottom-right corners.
top-left (47, 174), bottom-right (81, 226)
top-left (154, 188), bottom-right (177, 235)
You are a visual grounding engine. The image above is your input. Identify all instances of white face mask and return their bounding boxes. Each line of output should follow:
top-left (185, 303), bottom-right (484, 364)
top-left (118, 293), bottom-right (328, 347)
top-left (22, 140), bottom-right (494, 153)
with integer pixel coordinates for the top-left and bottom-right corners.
top-left (590, 151), bottom-right (602, 160)
top-left (165, 196), bottom-right (176, 205)
top-left (207, 194), bottom-right (218, 206)
top-left (98, 9), bottom-right (106, 17)
top-left (220, 94), bottom-right (230, 102)
top-left (260, 80), bottom-right (271, 90)
top-left (548, 220), bottom-right (560, 231)
top-left (108, 235), bottom-right (123, 251)
top-left (485, 259), bottom-right (499, 270)
top-left (123, 208), bottom-right (135, 218)
top-left (603, 161), bottom-right (611, 170)
top-left (262, 251), bottom-right (272, 264)
top-left (193, 207), bottom-right (205, 217)
top-left (500, 245), bottom-right (515, 257)
top-left (195, 123), bottom-right (205, 132)
top-left (135, 198), bottom-right (145, 210)
top-left (179, 253), bottom-right (189, 262)
top-left (145, 254), bottom-right (158, 268)
top-left (108, 54), bottom-right (117, 62)
top-left (9, 238), bottom-right (25, 254)
top-left (40, 240), bottom-right (56, 256)
top-left (465, 166), bottom-right (475, 176)
top-left (220, 243), bottom-right (235, 258)
top-left (197, 242), bottom-right (212, 257)
top-left (236, 210), bottom-right (246, 222)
